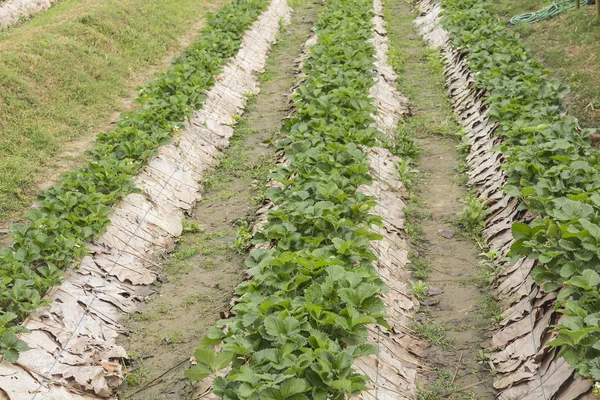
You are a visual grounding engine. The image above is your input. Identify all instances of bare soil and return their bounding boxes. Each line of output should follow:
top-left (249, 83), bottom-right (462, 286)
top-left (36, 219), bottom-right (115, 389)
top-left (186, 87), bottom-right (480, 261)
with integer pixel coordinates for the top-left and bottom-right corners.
top-left (117, 2), bottom-right (321, 398)
top-left (415, 134), bottom-right (495, 399)
top-left (382, 0), bottom-right (497, 397)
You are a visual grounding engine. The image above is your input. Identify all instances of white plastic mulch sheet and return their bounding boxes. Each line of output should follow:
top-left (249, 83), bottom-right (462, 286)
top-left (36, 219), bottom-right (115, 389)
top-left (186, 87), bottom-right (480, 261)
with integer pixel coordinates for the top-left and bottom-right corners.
top-left (0, 0), bottom-right (290, 398)
top-left (416, 1), bottom-right (593, 399)
top-left (0, 0), bottom-right (53, 29)
top-left (369, 0), bottom-right (410, 137)
top-left (353, 146), bottom-right (425, 400)
top-left (351, 2), bottom-right (424, 398)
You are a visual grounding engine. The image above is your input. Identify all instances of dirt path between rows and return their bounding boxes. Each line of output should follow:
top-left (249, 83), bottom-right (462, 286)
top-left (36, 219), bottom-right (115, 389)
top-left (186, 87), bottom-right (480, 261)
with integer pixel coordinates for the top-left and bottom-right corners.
top-left (116, 2), bottom-right (320, 399)
top-left (384, 0), bottom-right (497, 398)
top-left (415, 135), bottom-right (495, 399)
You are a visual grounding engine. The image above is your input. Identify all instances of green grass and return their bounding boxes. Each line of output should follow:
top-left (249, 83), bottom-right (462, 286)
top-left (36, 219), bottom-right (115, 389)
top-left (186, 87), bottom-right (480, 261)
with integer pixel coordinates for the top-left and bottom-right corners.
top-left (491, 0), bottom-right (600, 129)
top-left (0, 0), bottom-right (224, 221)
top-left (477, 293), bottom-right (503, 324)
top-left (203, 118), bottom-right (271, 193)
top-left (384, 0), bottom-right (460, 282)
top-left (410, 320), bottom-right (454, 349)
top-left (408, 250), bottom-right (431, 280)
top-left (385, 8), bottom-right (458, 141)
top-left (122, 363), bottom-right (151, 387)
top-left (417, 369), bottom-right (478, 400)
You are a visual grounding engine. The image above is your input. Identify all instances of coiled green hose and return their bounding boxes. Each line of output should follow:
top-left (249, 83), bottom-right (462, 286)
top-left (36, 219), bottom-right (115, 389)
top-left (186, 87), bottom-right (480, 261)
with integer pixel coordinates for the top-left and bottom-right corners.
top-left (509, 0), bottom-right (580, 24)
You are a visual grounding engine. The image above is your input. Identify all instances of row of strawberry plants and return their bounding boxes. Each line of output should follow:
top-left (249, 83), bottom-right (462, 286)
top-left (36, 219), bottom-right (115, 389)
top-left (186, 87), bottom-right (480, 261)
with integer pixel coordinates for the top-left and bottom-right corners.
top-left (185, 0), bottom-right (389, 398)
top-left (441, 0), bottom-right (600, 380)
top-left (0, 0), bottom-right (268, 362)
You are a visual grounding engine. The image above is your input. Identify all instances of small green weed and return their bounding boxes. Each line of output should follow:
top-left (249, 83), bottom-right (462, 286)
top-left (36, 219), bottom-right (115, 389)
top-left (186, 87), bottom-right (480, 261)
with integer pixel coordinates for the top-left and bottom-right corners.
top-left (417, 369), bottom-right (476, 400)
top-left (405, 202), bottom-right (432, 221)
top-left (423, 47), bottom-right (444, 76)
top-left (392, 122), bottom-right (421, 160)
top-left (477, 293), bottom-right (503, 324)
top-left (259, 69), bottom-right (275, 82)
top-left (123, 365), bottom-right (151, 387)
top-left (198, 242), bottom-right (231, 256)
top-left (213, 190), bottom-right (236, 202)
top-left (234, 220), bottom-right (253, 253)
top-left (456, 130), bottom-right (470, 155)
top-left (182, 219), bottom-right (203, 233)
top-left (396, 159), bottom-right (420, 191)
top-left (455, 161), bottom-right (470, 186)
top-left (410, 280), bottom-right (430, 301)
top-left (203, 260), bottom-right (218, 270)
top-left (388, 46), bottom-right (406, 72)
top-left (404, 197), bottom-right (428, 244)
top-left (417, 370), bottom-right (479, 400)
top-left (476, 249), bottom-right (502, 286)
top-left (164, 330), bottom-right (185, 345)
top-left (476, 349), bottom-right (491, 365)
top-left (172, 246), bottom-right (199, 261)
top-left (405, 219), bottom-right (425, 243)
top-left (164, 260), bottom-right (194, 276)
top-left (410, 321), bottom-right (454, 349)
top-left (455, 194), bottom-right (487, 239)
top-left (132, 310), bottom-right (157, 322)
top-left (409, 251), bottom-right (431, 280)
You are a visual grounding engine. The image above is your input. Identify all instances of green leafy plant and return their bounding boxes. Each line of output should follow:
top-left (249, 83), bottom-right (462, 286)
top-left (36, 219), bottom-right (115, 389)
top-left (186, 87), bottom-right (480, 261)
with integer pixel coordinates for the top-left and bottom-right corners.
top-left (0, 0), bottom-right (269, 361)
top-left (186, 0), bottom-right (392, 397)
top-left (410, 280), bottom-right (430, 302)
top-left (392, 123), bottom-right (421, 160)
top-left (455, 193), bottom-right (487, 239)
top-left (183, 219), bottom-right (203, 234)
top-left (476, 249), bottom-right (503, 286)
top-left (396, 158), bottom-right (420, 191)
top-left (476, 349), bottom-right (491, 365)
top-left (442, 0), bottom-right (600, 379)
top-left (234, 220), bottom-right (253, 253)
top-left (408, 251), bottom-right (431, 280)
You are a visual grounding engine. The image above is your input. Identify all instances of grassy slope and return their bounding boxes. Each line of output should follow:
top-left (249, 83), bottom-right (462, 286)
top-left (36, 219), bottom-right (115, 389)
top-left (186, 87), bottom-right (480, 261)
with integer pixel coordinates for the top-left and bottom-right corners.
top-left (0, 0), bottom-right (224, 221)
top-left (490, 0), bottom-right (600, 128)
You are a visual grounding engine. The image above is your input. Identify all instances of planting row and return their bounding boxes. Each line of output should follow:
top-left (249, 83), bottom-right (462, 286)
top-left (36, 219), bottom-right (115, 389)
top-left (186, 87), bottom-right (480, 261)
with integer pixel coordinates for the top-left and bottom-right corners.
top-left (0, 0), bottom-right (268, 362)
top-left (417, 1), bottom-right (593, 397)
top-left (0, 0), bottom-right (290, 397)
top-left (186, 0), bottom-right (406, 398)
top-left (439, 0), bottom-right (600, 382)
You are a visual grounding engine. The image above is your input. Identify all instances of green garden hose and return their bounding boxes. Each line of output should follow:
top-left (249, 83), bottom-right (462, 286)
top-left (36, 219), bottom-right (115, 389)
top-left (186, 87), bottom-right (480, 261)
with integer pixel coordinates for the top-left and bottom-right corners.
top-left (509, 0), bottom-right (585, 24)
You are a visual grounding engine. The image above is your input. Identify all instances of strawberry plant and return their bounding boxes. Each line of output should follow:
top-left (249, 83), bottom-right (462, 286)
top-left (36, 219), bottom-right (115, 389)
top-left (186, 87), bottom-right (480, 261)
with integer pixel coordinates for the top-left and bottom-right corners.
top-left (0, 0), bottom-right (269, 362)
top-left (441, 0), bottom-right (600, 380)
top-left (186, 0), bottom-right (391, 398)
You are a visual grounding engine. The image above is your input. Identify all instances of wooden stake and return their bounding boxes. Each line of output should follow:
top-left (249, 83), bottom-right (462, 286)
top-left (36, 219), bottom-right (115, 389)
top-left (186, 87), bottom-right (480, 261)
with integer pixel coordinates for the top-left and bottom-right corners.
top-left (576, 0), bottom-right (580, 9)
top-left (597, 0), bottom-right (600, 17)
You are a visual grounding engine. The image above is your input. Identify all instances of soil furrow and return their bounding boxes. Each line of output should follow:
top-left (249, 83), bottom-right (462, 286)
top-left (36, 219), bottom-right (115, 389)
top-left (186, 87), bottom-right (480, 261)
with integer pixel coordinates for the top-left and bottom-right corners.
top-left (117, 2), bottom-right (321, 398)
top-left (384, 0), bottom-right (497, 398)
